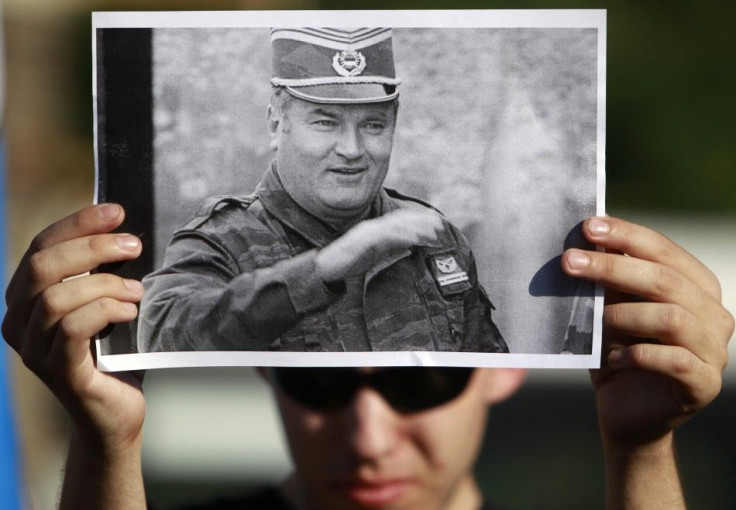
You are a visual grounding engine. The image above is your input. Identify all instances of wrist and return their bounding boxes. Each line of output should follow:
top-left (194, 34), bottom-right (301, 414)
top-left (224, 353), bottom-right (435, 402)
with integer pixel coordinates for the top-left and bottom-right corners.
top-left (70, 423), bottom-right (144, 461)
top-left (602, 430), bottom-right (675, 461)
top-left (62, 430), bottom-right (146, 510)
top-left (315, 245), bottom-right (343, 284)
top-left (602, 432), bottom-right (685, 510)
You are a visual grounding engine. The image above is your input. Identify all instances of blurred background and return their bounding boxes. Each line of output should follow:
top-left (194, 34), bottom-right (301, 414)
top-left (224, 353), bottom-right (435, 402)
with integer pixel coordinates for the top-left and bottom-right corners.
top-left (2, 1), bottom-right (735, 509)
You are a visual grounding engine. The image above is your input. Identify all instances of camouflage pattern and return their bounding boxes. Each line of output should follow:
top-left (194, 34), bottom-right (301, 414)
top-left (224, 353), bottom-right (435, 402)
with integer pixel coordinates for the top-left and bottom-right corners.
top-left (138, 163), bottom-right (508, 353)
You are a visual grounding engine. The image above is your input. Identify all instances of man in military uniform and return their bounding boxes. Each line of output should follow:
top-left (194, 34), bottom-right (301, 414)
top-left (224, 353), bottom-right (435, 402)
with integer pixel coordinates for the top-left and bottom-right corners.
top-left (137, 28), bottom-right (507, 353)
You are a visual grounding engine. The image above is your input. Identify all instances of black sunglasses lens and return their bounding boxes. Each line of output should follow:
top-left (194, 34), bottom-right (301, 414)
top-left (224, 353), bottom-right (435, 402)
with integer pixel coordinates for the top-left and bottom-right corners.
top-left (375, 368), bottom-right (474, 413)
top-left (270, 367), bottom-right (474, 414)
top-left (269, 368), bottom-right (359, 411)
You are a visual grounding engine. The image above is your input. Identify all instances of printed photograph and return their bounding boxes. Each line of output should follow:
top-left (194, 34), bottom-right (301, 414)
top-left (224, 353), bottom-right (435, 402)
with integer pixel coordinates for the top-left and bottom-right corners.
top-left (93, 11), bottom-right (606, 370)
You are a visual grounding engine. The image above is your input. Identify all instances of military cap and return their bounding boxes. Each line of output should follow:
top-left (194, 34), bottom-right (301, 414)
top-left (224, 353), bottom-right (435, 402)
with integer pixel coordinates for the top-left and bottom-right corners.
top-left (270, 27), bottom-right (400, 104)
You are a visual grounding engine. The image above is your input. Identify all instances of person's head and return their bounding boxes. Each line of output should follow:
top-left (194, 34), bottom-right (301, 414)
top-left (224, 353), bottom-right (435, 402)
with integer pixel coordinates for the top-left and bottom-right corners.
top-left (263, 367), bottom-right (526, 510)
top-left (267, 28), bottom-right (402, 230)
top-left (268, 90), bottom-right (398, 230)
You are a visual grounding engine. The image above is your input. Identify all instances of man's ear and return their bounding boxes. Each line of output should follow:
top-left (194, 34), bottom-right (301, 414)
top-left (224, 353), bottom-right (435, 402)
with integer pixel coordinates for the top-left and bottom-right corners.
top-left (479, 368), bottom-right (527, 405)
top-left (267, 104), bottom-right (280, 152)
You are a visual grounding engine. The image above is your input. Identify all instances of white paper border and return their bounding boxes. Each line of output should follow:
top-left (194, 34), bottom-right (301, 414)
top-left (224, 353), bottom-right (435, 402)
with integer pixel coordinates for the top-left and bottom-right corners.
top-left (93, 9), bottom-right (606, 371)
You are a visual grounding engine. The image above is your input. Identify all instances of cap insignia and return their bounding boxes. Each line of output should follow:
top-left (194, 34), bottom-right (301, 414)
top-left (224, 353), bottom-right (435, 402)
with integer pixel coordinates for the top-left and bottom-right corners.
top-left (332, 50), bottom-right (367, 77)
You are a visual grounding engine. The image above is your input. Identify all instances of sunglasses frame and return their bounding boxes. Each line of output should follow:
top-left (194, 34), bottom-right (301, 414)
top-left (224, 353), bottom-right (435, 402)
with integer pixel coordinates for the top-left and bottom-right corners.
top-left (266, 367), bottom-right (476, 414)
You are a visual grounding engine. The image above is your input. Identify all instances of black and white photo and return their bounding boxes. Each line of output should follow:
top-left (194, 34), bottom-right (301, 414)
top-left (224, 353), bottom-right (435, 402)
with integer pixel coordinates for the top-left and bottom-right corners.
top-left (93, 10), bottom-right (606, 370)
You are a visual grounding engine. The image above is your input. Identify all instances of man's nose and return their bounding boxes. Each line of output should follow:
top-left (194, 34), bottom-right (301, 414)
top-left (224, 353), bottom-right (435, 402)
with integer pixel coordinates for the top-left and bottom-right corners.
top-left (342, 387), bottom-right (402, 461)
top-left (335, 126), bottom-right (365, 160)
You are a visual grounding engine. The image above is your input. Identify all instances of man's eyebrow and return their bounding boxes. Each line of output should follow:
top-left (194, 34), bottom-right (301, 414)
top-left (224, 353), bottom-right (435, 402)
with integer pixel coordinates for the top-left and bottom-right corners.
top-left (308, 108), bottom-right (340, 118)
top-left (364, 112), bottom-right (389, 121)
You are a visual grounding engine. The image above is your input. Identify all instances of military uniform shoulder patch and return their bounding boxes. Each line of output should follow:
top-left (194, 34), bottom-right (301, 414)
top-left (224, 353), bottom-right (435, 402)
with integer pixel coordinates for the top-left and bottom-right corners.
top-left (427, 249), bottom-right (471, 296)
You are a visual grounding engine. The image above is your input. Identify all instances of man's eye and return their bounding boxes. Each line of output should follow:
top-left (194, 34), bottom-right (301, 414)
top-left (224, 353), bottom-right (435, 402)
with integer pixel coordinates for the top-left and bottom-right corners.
top-left (312, 119), bottom-right (337, 128)
top-left (364, 122), bottom-right (385, 133)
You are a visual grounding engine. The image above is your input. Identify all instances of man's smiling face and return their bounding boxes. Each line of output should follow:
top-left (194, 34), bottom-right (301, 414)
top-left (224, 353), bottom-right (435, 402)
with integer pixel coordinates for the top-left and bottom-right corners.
top-left (269, 94), bottom-right (397, 230)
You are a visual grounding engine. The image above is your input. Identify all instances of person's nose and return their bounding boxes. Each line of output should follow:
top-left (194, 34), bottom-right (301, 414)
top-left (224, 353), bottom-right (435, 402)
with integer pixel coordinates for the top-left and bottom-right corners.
top-left (334, 125), bottom-right (365, 160)
top-left (342, 387), bottom-right (402, 462)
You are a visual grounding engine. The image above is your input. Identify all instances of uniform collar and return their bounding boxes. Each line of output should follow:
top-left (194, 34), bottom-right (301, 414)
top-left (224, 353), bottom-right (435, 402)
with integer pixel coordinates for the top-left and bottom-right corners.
top-left (256, 161), bottom-right (397, 247)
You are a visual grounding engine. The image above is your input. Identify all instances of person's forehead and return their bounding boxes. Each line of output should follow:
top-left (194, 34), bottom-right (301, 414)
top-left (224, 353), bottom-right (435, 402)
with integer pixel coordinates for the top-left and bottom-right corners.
top-left (290, 97), bottom-right (395, 118)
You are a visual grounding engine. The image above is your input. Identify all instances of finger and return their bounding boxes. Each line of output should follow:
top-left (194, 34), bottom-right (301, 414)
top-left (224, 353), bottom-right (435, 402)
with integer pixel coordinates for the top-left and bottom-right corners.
top-left (604, 302), bottom-right (727, 369)
top-left (562, 249), bottom-right (730, 333)
top-left (26, 234), bottom-right (142, 299)
top-left (34, 203), bottom-right (125, 251)
top-left (26, 297), bottom-right (138, 373)
top-left (371, 210), bottom-right (444, 248)
top-left (395, 210), bottom-right (445, 246)
top-left (582, 217), bottom-right (722, 301)
top-left (34, 275), bottom-right (144, 333)
top-left (7, 204), bottom-right (125, 300)
top-left (607, 343), bottom-right (722, 412)
top-left (4, 234), bottom-right (142, 344)
top-left (3, 274), bottom-right (142, 353)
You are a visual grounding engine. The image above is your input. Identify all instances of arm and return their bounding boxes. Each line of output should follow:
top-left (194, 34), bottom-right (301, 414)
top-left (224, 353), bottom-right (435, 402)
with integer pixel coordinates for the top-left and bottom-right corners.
top-left (562, 217), bottom-right (734, 510)
top-left (139, 208), bottom-right (445, 351)
top-left (2, 204), bottom-right (147, 510)
top-left (138, 235), bottom-right (341, 351)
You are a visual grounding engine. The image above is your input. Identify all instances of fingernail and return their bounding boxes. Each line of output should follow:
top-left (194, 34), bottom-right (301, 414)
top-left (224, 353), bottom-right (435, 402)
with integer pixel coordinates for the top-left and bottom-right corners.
top-left (115, 234), bottom-right (140, 252)
top-left (124, 279), bottom-right (143, 294)
top-left (587, 218), bottom-right (610, 236)
top-left (567, 250), bottom-right (590, 269)
top-left (97, 203), bottom-right (121, 222)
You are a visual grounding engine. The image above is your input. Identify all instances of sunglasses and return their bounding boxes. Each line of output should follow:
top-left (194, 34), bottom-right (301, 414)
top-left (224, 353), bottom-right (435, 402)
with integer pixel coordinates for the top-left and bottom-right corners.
top-left (267, 367), bottom-right (475, 414)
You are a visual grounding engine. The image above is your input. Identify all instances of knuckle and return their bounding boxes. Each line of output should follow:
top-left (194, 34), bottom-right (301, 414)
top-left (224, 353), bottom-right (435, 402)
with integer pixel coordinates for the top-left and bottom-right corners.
top-left (717, 343), bottom-right (729, 371)
top-left (628, 344), bottom-right (652, 365)
top-left (722, 309), bottom-right (735, 339)
top-left (692, 264), bottom-right (723, 301)
top-left (652, 265), bottom-right (682, 297)
top-left (704, 275), bottom-right (723, 302)
top-left (28, 230), bottom-right (50, 253)
top-left (651, 233), bottom-right (678, 263)
top-left (700, 368), bottom-right (722, 404)
top-left (658, 304), bottom-right (688, 336)
top-left (602, 304), bottom-right (625, 328)
top-left (669, 347), bottom-right (697, 375)
top-left (57, 314), bottom-right (81, 340)
top-left (70, 210), bottom-right (84, 233)
top-left (599, 253), bottom-right (620, 278)
top-left (39, 287), bottom-right (64, 317)
top-left (28, 251), bottom-right (53, 283)
top-left (95, 297), bottom-right (119, 317)
top-left (87, 234), bottom-right (108, 254)
top-left (94, 272), bottom-right (119, 290)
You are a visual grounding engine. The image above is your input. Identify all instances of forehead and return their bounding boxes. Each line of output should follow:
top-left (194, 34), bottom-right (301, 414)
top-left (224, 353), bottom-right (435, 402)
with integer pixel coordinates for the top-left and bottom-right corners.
top-left (288, 97), bottom-right (396, 119)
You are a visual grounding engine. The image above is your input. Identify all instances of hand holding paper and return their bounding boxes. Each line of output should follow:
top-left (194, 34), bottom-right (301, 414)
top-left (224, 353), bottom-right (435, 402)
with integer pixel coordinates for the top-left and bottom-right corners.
top-left (1, 204), bottom-right (147, 509)
top-left (563, 216), bottom-right (733, 509)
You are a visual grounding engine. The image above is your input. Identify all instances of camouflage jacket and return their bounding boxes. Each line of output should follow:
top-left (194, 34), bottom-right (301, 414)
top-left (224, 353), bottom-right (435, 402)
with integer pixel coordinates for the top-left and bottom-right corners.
top-left (137, 165), bottom-right (507, 353)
